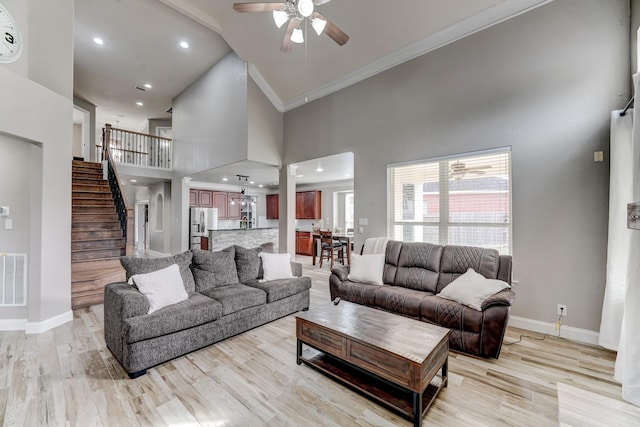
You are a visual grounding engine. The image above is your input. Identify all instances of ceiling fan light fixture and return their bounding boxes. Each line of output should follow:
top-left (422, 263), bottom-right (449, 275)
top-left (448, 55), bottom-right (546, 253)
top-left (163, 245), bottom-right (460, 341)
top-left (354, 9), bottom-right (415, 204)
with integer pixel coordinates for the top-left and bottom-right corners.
top-left (311, 16), bottom-right (326, 35)
top-left (291, 27), bottom-right (304, 44)
top-left (297, 0), bottom-right (314, 18)
top-left (272, 10), bottom-right (289, 28)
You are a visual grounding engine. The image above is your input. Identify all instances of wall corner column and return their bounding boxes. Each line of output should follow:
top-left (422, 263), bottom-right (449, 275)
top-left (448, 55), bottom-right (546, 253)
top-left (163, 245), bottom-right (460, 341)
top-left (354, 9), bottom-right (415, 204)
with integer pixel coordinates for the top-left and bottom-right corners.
top-left (278, 165), bottom-right (296, 256)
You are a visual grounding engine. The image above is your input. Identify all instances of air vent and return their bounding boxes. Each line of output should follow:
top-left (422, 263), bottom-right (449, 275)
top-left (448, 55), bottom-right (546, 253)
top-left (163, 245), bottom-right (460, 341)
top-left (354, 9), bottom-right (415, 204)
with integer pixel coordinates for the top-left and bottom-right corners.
top-left (135, 86), bottom-right (147, 92)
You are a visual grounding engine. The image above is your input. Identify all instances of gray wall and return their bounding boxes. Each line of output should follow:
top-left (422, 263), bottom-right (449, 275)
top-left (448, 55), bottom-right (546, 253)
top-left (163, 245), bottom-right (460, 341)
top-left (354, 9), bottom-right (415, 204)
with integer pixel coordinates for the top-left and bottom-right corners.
top-left (0, 0), bottom-right (74, 328)
top-left (284, 0), bottom-right (630, 332)
top-left (248, 77), bottom-right (284, 166)
top-left (172, 52), bottom-right (249, 175)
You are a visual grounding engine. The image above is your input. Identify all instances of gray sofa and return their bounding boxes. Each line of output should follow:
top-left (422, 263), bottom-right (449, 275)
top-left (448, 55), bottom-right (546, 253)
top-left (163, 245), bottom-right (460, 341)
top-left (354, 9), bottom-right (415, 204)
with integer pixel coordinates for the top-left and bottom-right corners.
top-left (330, 240), bottom-right (515, 358)
top-left (104, 244), bottom-right (311, 378)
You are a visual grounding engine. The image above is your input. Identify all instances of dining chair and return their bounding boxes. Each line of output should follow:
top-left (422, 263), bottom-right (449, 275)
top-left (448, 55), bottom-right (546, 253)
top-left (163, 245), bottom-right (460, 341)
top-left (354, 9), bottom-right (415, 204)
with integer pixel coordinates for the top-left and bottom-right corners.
top-left (319, 230), bottom-right (345, 269)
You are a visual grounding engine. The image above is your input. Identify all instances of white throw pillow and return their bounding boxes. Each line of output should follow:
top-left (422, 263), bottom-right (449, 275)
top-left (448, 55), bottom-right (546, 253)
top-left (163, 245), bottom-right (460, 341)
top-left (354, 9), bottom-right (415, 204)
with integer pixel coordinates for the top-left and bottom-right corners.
top-left (259, 252), bottom-right (294, 281)
top-left (128, 263), bottom-right (188, 314)
top-left (348, 253), bottom-right (385, 285)
top-left (438, 268), bottom-right (510, 311)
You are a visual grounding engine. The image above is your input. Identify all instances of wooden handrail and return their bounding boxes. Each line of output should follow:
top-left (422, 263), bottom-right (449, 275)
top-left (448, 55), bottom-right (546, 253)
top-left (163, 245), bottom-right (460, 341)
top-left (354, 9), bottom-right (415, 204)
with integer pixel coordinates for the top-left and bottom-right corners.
top-left (108, 125), bottom-right (172, 141)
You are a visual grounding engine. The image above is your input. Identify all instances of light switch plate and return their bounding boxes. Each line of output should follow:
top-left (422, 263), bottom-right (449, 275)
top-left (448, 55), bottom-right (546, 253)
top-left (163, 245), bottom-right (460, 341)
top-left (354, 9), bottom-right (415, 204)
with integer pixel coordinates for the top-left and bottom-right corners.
top-left (594, 151), bottom-right (604, 162)
top-left (358, 218), bottom-right (368, 226)
top-left (4, 219), bottom-right (12, 230)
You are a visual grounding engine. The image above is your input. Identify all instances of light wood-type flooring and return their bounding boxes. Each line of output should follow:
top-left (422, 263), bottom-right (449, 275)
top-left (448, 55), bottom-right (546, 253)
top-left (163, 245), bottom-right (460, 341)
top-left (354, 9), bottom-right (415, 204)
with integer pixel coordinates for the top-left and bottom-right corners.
top-left (2, 256), bottom-right (639, 426)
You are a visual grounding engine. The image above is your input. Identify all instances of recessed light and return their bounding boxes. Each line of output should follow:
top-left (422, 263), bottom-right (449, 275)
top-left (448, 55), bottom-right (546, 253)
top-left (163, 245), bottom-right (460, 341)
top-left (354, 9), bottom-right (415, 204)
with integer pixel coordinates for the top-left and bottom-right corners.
top-left (296, 174), bottom-right (304, 178)
top-left (93, 37), bottom-right (104, 45)
top-left (250, 181), bottom-right (255, 185)
top-left (130, 179), bottom-right (137, 183)
top-left (345, 174), bottom-right (351, 177)
top-left (222, 177), bottom-right (228, 181)
top-left (144, 83), bottom-right (152, 89)
top-left (316, 167), bottom-right (323, 172)
top-left (180, 41), bottom-right (189, 49)
top-left (259, 184), bottom-right (264, 188)
top-left (136, 101), bottom-right (143, 106)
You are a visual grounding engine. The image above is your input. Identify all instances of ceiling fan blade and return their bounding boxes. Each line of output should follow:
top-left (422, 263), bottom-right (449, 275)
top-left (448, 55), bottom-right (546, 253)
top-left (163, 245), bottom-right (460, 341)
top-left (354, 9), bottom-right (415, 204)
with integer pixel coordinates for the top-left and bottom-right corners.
top-left (281, 19), bottom-right (298, 52)
top-left (315, 13), bottom-right (349, 46)
top-left (233, 2), bottom-right (286, 13)
top-left (313, 0), bottom-right (332, 5)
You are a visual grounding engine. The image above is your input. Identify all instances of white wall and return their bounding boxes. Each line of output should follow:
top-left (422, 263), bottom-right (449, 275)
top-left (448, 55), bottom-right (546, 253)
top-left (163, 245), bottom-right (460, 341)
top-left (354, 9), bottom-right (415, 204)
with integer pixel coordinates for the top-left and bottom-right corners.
top-left (283, 0), bottom-right (629, 332)
top-left (0, 0), bottom-right (74, 331)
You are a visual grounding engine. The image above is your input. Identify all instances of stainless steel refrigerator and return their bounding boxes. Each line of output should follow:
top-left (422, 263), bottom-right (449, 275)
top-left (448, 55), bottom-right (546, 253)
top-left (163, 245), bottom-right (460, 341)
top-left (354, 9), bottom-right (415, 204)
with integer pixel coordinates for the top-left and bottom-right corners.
top-left (189, 207), bottom-right (218, 250)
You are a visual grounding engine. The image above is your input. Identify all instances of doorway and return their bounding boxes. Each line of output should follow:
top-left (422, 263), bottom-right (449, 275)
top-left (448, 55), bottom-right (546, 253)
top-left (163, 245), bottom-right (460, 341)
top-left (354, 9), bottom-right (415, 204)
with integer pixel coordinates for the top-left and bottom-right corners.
top-left (135, 200), bottom-right (149, 252)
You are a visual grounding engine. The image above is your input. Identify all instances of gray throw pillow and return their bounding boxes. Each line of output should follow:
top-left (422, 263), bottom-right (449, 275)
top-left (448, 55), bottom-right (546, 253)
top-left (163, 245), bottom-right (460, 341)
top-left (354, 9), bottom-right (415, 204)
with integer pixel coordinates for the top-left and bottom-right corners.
top-left (234, 242), bottom-right (274, 282)
top-left (120, 251), bottom-right (196, 293)
top-left (191, 247), bottom-right (239, 291)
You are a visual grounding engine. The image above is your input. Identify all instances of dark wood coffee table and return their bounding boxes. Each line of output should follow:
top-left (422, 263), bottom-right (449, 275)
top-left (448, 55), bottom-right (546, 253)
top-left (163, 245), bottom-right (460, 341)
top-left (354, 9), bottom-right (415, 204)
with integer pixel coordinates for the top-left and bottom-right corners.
top-left (296, 301), bottom-right (450, 427)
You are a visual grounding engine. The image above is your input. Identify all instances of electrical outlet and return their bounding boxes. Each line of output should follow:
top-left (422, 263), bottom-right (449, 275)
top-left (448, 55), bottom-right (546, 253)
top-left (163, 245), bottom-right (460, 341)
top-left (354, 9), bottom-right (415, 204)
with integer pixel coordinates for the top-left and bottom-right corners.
top-left (557, 304), bottom-right (567, 317)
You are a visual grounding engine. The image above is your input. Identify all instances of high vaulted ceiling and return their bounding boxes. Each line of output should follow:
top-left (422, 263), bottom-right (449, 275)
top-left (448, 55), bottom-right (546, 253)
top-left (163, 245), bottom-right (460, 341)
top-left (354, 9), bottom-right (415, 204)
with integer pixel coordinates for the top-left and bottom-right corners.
top-left (74, 0), bottom-right (551, 131)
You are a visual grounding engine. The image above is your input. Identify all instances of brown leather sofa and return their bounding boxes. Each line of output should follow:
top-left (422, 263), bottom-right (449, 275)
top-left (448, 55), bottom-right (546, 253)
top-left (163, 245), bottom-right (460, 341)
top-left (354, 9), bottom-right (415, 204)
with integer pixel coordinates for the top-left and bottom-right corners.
top-left (329, 240), bottom-right (515, 358)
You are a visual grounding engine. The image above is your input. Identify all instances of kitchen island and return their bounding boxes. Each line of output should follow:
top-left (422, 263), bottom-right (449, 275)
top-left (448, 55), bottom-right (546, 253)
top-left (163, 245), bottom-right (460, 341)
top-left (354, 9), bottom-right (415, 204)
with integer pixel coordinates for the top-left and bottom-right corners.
top-left (208, 228), bottom-right (279, 252)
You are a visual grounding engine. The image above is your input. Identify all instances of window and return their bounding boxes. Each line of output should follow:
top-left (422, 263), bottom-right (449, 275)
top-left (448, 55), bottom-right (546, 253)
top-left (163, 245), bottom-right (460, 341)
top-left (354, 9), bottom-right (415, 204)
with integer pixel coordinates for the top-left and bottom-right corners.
top-left (387, 148), bottom-right (512, 254)
top-left (345, 192), bottom-right (355, 231)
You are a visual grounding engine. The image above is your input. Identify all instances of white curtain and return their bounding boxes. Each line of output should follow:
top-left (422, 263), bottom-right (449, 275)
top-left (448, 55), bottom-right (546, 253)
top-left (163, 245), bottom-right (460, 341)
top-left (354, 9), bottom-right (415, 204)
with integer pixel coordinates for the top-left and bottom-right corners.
top-left (601, 73), bottom-right (640, 407)
top-left (599, 110), bottom-right (633, 349)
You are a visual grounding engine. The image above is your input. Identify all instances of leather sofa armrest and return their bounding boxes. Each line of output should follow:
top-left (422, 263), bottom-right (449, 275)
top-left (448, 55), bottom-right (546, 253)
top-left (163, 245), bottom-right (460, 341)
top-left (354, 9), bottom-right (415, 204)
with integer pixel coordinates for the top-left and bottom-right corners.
top-left (290, 261), bottom-right (303, 277)
top-left (329, 265), bottom-right (350, 300)
top-left (481, 289), bottom-right (516, 310)
top-left (331, 265), bottom-right (350, 281)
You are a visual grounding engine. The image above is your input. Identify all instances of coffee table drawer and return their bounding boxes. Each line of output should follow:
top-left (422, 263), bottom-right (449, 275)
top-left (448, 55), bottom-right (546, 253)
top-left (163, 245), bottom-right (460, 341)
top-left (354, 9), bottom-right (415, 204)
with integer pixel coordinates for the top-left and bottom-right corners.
top-left (300, 323), bottom-right (343, 356)
top-left (349, 341), bottom-right (411, 387)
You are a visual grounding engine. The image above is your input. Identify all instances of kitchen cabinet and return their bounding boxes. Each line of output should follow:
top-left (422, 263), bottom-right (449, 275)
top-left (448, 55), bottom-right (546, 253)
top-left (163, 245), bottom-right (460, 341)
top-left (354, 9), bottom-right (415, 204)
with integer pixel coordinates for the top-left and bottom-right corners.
top-left (190, 189), bottom-right (213, 207)
top-left (212, 192), bottom-right (228, 218)
top-left (198, 190), bottom-right (213, 208)
top-left (296, 231), bottom-right (313, 256)
top-left (266, 194), bottom-right (279, 219)
top-left (296, 190), bottom-right (322, 220)
top-left (227, 192), bottom-right (242, 219)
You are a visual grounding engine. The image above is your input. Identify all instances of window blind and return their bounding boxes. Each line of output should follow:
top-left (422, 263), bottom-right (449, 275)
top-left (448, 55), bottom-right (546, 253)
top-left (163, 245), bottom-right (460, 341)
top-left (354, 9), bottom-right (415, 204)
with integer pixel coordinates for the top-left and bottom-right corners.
top-left (387, 148), bottom-right (512, 254)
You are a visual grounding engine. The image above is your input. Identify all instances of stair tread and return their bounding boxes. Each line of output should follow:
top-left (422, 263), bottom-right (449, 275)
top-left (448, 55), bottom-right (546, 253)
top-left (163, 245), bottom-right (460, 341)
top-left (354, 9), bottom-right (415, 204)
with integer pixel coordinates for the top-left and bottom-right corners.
top-left (71, 236), bottom-right (123, 243)
top-left (71, 266), bottom-right (125, 282)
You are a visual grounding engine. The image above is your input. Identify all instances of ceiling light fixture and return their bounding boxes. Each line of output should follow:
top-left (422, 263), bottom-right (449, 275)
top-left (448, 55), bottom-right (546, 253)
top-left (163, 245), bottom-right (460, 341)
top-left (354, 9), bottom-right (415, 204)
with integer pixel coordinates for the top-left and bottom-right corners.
top-left (233, 1), bottom-right (349, 52)
top-left (316, 166), bottom-right (323, 172)
top-left (144, 83), bottom-right (152, 89)
top-left (237, 175), bottom-right (249, 195)
top-left (180, 41), bottom-right (189, 49)
top-left (297, 0), bottom-right (313, 17)
top-left (222, 177), bottom-right (228, 181)
top-left (291, 27), bottom-right (304, 44)
top-left (130, 179), bottom-right (137, 183)
top-left (136, 101), bottom-right (143, 106)
top-left (93, 37), bottom-right (104, 45)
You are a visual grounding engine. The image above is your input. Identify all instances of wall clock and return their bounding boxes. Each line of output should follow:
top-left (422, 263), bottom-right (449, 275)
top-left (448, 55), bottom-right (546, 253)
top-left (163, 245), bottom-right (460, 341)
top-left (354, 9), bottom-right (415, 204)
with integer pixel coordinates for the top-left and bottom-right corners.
top-left (0, 3), bottom-right (22, 63)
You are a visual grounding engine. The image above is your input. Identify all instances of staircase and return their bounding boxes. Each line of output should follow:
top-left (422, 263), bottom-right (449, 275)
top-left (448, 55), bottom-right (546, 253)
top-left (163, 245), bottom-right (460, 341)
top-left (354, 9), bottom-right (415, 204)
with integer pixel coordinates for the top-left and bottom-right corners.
top-left (71, 160), bottom-right (126, 309)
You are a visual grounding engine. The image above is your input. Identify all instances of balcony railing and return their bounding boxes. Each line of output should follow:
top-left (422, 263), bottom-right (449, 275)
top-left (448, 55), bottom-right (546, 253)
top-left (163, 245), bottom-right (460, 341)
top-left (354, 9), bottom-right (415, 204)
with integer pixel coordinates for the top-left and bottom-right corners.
top-left (98, 123), bottom-right (173, 169)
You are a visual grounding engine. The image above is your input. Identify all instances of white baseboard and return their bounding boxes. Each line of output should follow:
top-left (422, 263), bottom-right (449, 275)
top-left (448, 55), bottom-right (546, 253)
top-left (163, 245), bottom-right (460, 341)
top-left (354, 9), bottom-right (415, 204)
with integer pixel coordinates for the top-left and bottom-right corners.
top-left (509, 316), bottom-right (600, 346)
top-left (25, 310), bottom-right (73, 334)
top-left (0, 318), bottom-right (27, 331)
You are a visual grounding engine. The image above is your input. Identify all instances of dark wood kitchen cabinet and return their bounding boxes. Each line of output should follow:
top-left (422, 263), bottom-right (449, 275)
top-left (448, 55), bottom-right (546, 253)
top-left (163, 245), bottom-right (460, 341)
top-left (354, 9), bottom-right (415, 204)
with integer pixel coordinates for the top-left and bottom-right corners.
top-left (296, 191), bottom-right (322, 220)
top-left (266, 194), bottom-right (279, 219)
top-left (296, 231), bottom-right (313, 256)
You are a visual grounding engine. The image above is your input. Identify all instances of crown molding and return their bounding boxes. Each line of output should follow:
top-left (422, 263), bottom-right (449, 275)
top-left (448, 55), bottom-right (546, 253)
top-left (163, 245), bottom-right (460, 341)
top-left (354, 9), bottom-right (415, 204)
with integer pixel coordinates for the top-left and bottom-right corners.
top-left (156, 0), bottom-right (224, 33)
top-left (250, 0), bottom-right (553, 113)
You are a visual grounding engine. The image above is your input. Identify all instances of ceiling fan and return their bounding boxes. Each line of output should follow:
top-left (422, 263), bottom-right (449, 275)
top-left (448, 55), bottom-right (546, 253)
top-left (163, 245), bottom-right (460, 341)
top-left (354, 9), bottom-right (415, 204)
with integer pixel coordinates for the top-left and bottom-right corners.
top-left (233, 0), bottom-right (349, 52)
top-left (449, 161), bottom-right (492, 180)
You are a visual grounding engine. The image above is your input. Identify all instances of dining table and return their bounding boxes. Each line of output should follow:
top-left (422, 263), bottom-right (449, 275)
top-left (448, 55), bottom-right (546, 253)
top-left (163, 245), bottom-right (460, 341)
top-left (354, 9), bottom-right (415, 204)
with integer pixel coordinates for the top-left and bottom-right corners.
top-left (311, 232), bottom-right (354, 266)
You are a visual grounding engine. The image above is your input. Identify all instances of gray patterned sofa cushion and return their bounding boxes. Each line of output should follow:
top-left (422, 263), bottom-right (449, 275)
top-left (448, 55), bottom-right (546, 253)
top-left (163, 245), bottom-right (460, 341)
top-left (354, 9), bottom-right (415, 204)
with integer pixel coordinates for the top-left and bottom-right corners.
top-left (234, 243), bottom-right (274, 282)
top-left (200, 283), bottom-right (267, 316)
top-left (393, 242), bottom-right (443, 293)
top-left (120, 251), bottom-right (196, 293)
top-left (191, 247), bottom-right (239, 291)
top-left (436, 245), bottom-right (500, 293)
top-left (243, 276), bottom-right (311, 303)
top-left (124, 293), bottom-right (223, 343)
